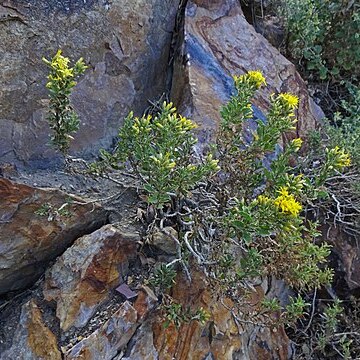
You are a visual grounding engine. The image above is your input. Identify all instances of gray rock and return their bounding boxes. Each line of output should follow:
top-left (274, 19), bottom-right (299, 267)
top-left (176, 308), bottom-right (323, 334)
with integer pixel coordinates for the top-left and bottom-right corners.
top-left (0, 300), bottom-right (61, 360)
top-left (171, 0), bottom-right (324, 148)
top-left (150, 226), bottom-right (179, 255)
top-left (43, 224), bottom-right (139, 331)
top-left (0, 0), bottom-right (180, 168)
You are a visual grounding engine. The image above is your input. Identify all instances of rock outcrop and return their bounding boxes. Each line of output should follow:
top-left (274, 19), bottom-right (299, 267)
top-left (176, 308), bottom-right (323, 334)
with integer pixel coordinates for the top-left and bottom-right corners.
top-left (0, 178), bottom-right (107, 294)
top-left (65, 288), bottom-right (157, 359)
top-left (0, 0), bottom-right (179, 168)
top-left (326, 226), bottom-right (360, 291)
top-left (1, 300), bottom-right (61, 360)
top-left (151, 270), bottom-right (290, 359)
top-left (44, 224), bottom-right (139, 331)
top-left (171, 0), bottom-right (324, 146)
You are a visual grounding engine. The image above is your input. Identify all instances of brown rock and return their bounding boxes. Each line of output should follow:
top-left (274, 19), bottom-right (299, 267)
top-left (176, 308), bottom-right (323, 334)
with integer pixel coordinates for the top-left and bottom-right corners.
top-left (65, 288), bottom-right (157, 360)
top-left (0, 178), bottom-right (107, 294)
top-left (121, 321), bottom-right (159, 360)
top-left (0, 0), bottom-right (180, 168)
top-left (43, 224), bottom-right (139, 331)
top-left (326, 226), bottom-right (360, 290)
top-left (150, 226), bottom-right (179, 255)
top-left (1, 299), bottom-right (61, 360)
top-left (152, 270), bottom-right (290, 359)
top-left (171, 0), bottom-right (323, 146)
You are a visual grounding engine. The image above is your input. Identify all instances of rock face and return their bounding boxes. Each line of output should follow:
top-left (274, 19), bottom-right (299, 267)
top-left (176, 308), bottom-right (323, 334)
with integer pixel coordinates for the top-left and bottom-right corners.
top-left (0, 299), bottom-right (61, 360)
top-left (326, 226), bottom-right (360, 291)
top-left (171, 0), bottom-right (324, 146)
top-left (65, 288), bottom-right (157, 360)
top-left (151, 270), bottom-right (290, 359)
top-left (43, 224), bottom-right (139, 331)
top-left (0, 178), bottom-right (107, 294)
top-left (0, 0), bottom-right (179, 168)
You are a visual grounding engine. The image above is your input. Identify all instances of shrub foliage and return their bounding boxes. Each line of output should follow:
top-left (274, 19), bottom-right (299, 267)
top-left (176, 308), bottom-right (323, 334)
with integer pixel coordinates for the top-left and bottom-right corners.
top-left (43, 50), bottom-right (87, 155)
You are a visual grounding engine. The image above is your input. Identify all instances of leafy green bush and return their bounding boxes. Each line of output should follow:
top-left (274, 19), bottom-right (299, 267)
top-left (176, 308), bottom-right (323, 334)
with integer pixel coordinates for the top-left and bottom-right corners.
top-left (95, 102), bottom-right (219, 207)
top-left (43, 50), bottom-right (87, 155)
top-left (90, 71), bottom-right (351, 328)
top-left (279, 0), bottom-right (360, 81)
top-left (215, 71), bottom-right (350, 290)
top-left (327, 83), bottom-right (360, 167)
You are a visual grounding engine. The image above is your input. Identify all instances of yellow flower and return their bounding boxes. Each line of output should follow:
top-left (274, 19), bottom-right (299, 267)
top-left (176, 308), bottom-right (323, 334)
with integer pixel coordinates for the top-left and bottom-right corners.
top-left (328, 146), bottom-right (351, 168)
top-left (234, 71), bottom-right (266, 90)
top-left (247, 70), bottom-right (267, 89)
top-left (132, 124), bottom-right (140, 135)
top-left (167, 162), bottom-right (176, 169)
top-left (179, 115), bottom-right (198, 130)
top-left (274, 187), bottom-right (302, 217)
top-left (257, 195), bottom-right (271, 205)
top-left (278, 93), bottom-right (299, 109)
top-left (291, 138), bottom-right (303, 151)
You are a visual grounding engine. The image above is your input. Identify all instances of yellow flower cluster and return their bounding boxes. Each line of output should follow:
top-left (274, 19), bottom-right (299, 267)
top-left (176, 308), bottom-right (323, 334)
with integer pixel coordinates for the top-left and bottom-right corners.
top-left (150, 152), bottom-right (176, 170)
top-left (234, 70), bottom-right (266, 90)
top-left (206, 153), bottom-right (220, 172)
top-left (247, 70), bottom-right (267, 88)
top-left (327, 146), bottom-right (351, 168)
top-left (132, 115), bottom-right (152, 135)
top-left (43, 50), bottom-right (87, 90)
top-left (274, 187), bottom-right (302, 216)
top-left (257, 194), bottom-right (272, 205)
top-left (291, 138), bottom-right (303, 151)
top-left (177, 115), bottom-right (198, 131)
top-left (278, 93), bottom-right (299, 110)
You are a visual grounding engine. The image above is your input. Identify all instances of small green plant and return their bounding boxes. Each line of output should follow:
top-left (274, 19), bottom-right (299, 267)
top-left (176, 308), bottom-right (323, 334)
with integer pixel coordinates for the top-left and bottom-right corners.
top-left (327, 84), bottom-right (360, 167)
top-left (323, 298), bottom-right (342, 334)
top-left (278, 0), bottom-right (360, 81)
top-left (216, 71), bottom-right (349, 291)
top-left (34, 203), bottom-right (52, 217)
top-left (290, 296), bottom-right (360, 358)
top-left (43, 50), bottom-right (87, 155)
top-left (284, 295), bottom-right (309, 323)
top-left (35, 202), bottom-right (72, 221)
top-left (162, 301), bottom-right (210, 329)
top-left (95, 102), bottom-right (219, 208)
top-left (150, 264), bottom-right (177, 291)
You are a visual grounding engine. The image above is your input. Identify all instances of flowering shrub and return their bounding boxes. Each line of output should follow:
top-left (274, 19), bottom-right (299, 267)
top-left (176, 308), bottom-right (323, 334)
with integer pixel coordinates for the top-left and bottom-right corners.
top-left (95, 102), bottom-right (219, 207)
top-left (89, 70), bottom-right (351, 327)
top-left (43, 50), bottom-right (87, 155)
top-left (216, 71), bottom-right (350, 294)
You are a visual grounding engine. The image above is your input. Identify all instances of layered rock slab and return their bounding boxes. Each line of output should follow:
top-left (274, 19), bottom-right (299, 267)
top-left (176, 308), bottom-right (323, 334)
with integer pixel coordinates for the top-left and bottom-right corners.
top-left (0, 0), bottom-right (179, 168)
top-left (65, 287), bottom-right (158, 360)
top-left (171, 0), bottom-right (324, 145)
top-left (0, 299), bottom-right (61, 360)
top-left (152, 270), bottom-right (290, 359)
top-left (0, 178), bottom-right (107, 294)
top-left (43, 224), bottom-right (139, 331)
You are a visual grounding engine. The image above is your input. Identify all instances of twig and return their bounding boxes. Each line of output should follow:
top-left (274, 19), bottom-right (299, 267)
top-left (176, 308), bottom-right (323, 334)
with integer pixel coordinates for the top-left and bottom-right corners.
top-left (303, 289), bottom-right (317, 333)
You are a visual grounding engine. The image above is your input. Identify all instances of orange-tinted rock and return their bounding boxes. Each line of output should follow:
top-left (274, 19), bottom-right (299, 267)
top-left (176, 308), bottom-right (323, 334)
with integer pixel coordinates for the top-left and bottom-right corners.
top-left (43, 224), bottom-right (139, 331)
top-left (65, 288), bottom-right (157, 360)
top-left (1, 299), bottom-right (61, 360)
top-left (152, 270), bottom-right (290, 359)
top-left (0, 0), bottom-right (180, 168)
top-left (0, 178), bottom-right (107, 294)
top-left (171, 0), bottom-right (323, 145)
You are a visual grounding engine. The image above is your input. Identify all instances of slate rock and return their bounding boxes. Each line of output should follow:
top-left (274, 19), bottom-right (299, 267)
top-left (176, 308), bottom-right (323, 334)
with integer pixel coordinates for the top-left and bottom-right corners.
top-left (43, 224), bottom-right (139, 331)
top-left (171, 0), bottom-right (324, 147)
top-left (0, 0), bottom-right (180, 168)
top-left (0, 299), bottom-right (61, 360)
top-left (0, 178), bottom-right (107, 294)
